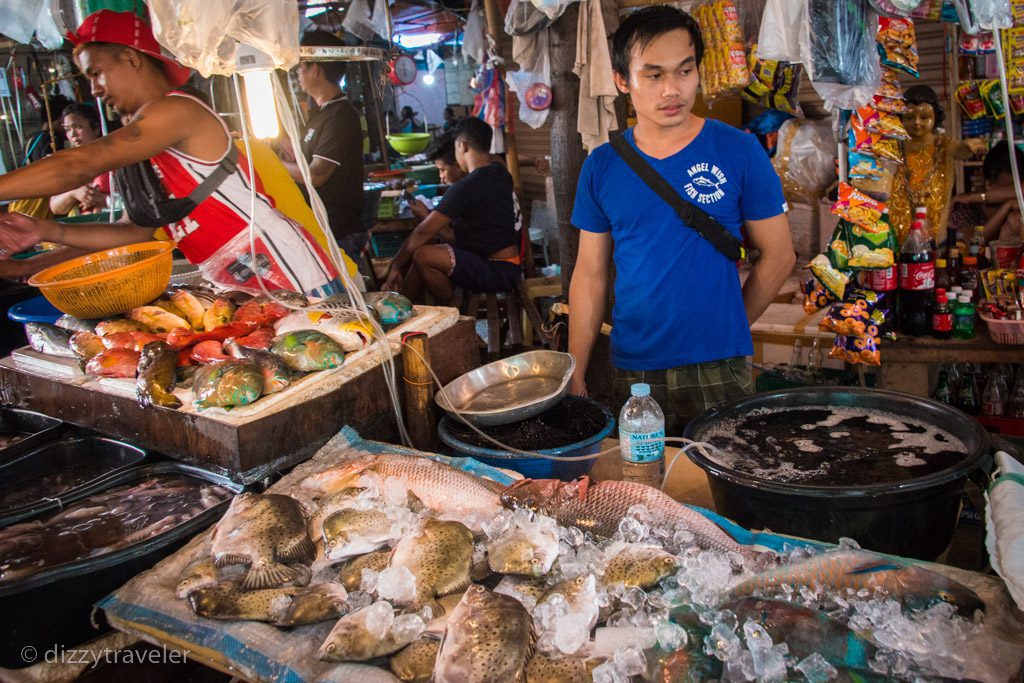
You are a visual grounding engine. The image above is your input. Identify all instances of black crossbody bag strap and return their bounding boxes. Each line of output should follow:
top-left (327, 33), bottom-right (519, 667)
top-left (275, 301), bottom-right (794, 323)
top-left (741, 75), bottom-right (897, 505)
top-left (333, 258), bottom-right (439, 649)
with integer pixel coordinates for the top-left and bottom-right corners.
top-left (188, 143), bottom-right (240, 205)
top-left (608, 131), bottom-right (745, 262)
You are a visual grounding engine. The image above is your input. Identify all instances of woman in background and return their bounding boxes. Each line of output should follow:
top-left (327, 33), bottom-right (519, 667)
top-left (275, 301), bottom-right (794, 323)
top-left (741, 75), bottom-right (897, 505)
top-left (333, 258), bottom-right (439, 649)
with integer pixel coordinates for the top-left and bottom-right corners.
top-left (49, 103), bottom-right (110, 216)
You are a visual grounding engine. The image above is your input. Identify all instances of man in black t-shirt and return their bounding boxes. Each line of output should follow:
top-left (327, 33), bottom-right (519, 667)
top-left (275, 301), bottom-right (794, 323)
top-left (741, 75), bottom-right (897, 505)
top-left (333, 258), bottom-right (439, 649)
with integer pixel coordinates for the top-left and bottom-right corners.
top-left (384, 117), bottom-right (521, 303)
top-left (281, 31), bottom-right (365, 261)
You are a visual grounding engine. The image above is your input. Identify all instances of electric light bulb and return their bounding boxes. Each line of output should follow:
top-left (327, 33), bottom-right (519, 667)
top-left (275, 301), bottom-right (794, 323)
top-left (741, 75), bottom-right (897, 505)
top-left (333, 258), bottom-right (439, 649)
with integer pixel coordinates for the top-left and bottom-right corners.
top-left (422, 73), bottom-right (435, 86)
top-left (241, 70), bottom-right (279, 139)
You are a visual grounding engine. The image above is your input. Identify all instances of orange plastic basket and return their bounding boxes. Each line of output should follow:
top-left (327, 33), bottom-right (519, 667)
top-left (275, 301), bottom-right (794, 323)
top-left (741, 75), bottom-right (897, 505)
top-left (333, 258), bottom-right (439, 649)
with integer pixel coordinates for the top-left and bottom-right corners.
top-left (27, 241), bottom-right (175, 319)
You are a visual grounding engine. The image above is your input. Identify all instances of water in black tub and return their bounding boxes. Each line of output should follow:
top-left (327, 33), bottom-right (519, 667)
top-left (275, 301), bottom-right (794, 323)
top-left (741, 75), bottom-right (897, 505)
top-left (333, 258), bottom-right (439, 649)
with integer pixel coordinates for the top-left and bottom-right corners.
top-left (700, 406), bottom-right (966, 486)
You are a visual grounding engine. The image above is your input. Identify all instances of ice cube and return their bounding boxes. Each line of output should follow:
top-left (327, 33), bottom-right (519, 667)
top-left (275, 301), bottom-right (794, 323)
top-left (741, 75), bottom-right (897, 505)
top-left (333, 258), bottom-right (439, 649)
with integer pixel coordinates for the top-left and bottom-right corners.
top-left (626, 503), bottom-right (652, 524)
top-left (381, 476), bottom-right (409, 507)
top-left (511, 506), bottom-right (535, 527)
top-left (704, 622), bottom-right (741, 661)
top-left (592, 626), bottom-right (657, 656)
top-left (751, 644), bottom-right (788, 682)
top-left (613, 646), bottom-right (647, 677)
top-left (360, 568), bottom-right (379, 593)
top-left (559, 525), bottom-right (585, 548)
top-left (672, 528), bottom-right (695, 548)
top-left (391, 613), bottom-right (426, 643)
top-left (481, 511), bottom-right (511, 540)
top-left (591, 660), bottom-right (627, 683)
top-left (795, 652), bottom-right (838, 682)
top-left (620, 586), bottom-right (647, 610)
top-left (553, 612), bottom-right (592, 655)
top-left (346, 590), bottom-right (373, 611)
top-left (725, 650), bottom-right (757, 682)
top-left (716, 609), bottom-right (738, 631)
top-left (616, 516), bottom-right (647, 544)
top-left (837, 537), bottom-right (861, 550)
top-left (376, 566), bottom-right (417, 605)
top-left (363, 601), bottom-right (395, 639)
top-left (655, 621), bottom-right (688, 651)
top-left (743, 619), bottom-right (773, 651)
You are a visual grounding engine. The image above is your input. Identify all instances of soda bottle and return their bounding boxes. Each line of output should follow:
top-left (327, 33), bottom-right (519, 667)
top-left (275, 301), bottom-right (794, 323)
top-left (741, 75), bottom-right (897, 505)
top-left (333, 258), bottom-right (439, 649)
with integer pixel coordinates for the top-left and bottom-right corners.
top-left (931, 290), bottom-right (953, 339)
top-left (619, 383), bottom-right (665, 488)
top-left (933, 366), bottom-right (955, 405)
top-left (934, 258), bottom-right (951, 291)
top-left (1008, 367), bottom-right (1024, 418)
top-left (806, 337), bottom-right (824, 383)
top-left (786, 339), bottom-right (804, 382)
top-left (958, 367), bottom-right (980, 414)
top-left (898, 208), bottom-right (935, 337)
top-left (953, 294), bottom-right (976, 340)
top-left (947, 248), bottom-right (962, 287)
top-left (982, 368), bottom-right (1007, 417)
top-left (863, 267), bottom-right (898, 335)
top-left (969, 228), bottom-right (988, 269)
top-left (961, 256), bottom-right (980, 299)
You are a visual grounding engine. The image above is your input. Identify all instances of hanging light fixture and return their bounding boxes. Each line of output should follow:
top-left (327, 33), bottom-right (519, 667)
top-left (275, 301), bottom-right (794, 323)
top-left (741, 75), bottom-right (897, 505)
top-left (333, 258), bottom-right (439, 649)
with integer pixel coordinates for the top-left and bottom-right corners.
top-left (236, 44), bottom-right (280, 139)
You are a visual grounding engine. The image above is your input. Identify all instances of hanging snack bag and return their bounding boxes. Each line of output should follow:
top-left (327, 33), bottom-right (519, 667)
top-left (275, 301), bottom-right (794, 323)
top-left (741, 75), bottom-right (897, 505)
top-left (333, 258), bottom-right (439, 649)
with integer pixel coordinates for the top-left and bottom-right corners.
top-left (847, 219), bottom-right (897, 268)
top-left (981, 79), bottom-right (1006, 119)
top-left (827, 222), bottom-right (852, 269)
top-left (809, 254), bottom-right (852, 300)
top-left (856, 105), bottom-right (909, 139)
top-left (829, 332), bottom-right (881, 365)
top-left (873, 94), bottom-right (909, 114)
top-left (849, 121), bottom-right (902, 163)
top-left (876, 17), bottom-right (919, 78)
top-left (849, 152), bottom-right (897, 200)
top-left (1011, 92), bottom-right (1024, 116)
top-left (819, 289), bottom-right (883, 338)
top-left (876, 69), bottom-right (903, 99)
top-left (956, 81), bottom-right (987, 119)
top-left (803, 276), bottom-right (836, 314)
top-left (832, 182), bottom-right (890, 233)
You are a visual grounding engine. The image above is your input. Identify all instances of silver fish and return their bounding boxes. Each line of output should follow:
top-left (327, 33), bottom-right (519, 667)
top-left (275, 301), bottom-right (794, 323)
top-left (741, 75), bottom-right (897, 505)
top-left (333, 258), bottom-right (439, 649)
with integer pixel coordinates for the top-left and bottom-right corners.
top-left (25, 323), bottom-right (76, 358)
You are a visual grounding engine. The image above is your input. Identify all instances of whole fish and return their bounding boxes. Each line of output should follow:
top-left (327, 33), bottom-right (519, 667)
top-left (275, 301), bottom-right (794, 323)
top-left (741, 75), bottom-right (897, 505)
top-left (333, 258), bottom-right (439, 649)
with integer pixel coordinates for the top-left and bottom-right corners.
top-left (366, 291), bottom-right (414, 328)
top-left (319, 601), bottom-right (418, 661)
top-left (101, 331), bottom-right (166, 352)
top-left (55, 314), bottom-right (97, 333)
top-left (192, 360), bottom-right (263, 409)
top-left (495, 575), bottom-right (549, 611)
top-left (136, 341), bottom-right (182, 409)
top-left (234, 325), bottom-right (275, 350)
top-left (191, 340), bottom-right (232, 364)
top-left (433, 585), bottom-right (535, 683)
top-left (542, 573), bottom-right (600, 617)
top-left (188, 579), bottom-right (301, 621)
top-left (526, 651), bottom-right (601, 683)
top-left (601, 543), bottom-right (681, 589)
top-left (202, 298), bottom-right (236, 332)
top-left (316, 315), bottom-right (376, 352)
top-left (209, 493), bottom-right (315, 589)
top-left (85, 348), bottom-right (140, 378)
top-left (502, 476), bottom-right (754, 560)
top-left (388, 519), bottom-right (474, 610)
top-left (272, 330), bottom-right (345, 372)
top-left (176, 557), bottom-right (223, 598)
top-left (270, 582), bottom-right (349, 627)
top-left (338, 550), bottom-right (392, 592)
top-left (322, 508), bottom-right (398, 560)
top-left (152, 299), bottom-right (188, 321)
top-left (95, 319), bottom-right (149, 336)
top-left (309, 487), bottom-right (370, 541)
top-left (390, 636), bottom-right (440, 683)
top-left (301, 454), bottom-right (505, 530)
top-left (166, 321), bottom-right (257, 350)
top-left (717, 597), bottom-right (876, 669)
top-left (235, 296), bottom-right (290, 327)
top-left (274, 310), bottom-right (329, 336)
top-left (128, 305), bottom-right (190, 334)
top-left (170, 290), bottom-right (207, 330)
top-left (69, 331), bottom-right (105, 360)
top-left (25, 323), bottom-right (76, 358)
top-left (224, 338), bottom-right (290, 394)
top-left (728, 550), bottom-right (986, 617)
top-left (487, 517), bottom-right (559, 577)
top-left (166, 284), bottom-right (219, 309)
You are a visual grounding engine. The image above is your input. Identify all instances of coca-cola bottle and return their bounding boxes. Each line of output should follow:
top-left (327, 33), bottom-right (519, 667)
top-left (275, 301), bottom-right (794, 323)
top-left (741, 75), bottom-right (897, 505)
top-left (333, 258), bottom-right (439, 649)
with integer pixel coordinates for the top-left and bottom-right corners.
top-left (898, 207), bottom-right (935, 337)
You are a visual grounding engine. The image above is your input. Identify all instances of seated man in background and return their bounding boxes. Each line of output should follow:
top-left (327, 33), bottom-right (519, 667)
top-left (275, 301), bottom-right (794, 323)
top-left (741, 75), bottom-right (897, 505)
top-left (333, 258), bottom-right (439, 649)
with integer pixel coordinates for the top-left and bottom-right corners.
top-left (383, 117), bottom-right (522, 303)
top-left (952, 141), bottom-right (1024, 244)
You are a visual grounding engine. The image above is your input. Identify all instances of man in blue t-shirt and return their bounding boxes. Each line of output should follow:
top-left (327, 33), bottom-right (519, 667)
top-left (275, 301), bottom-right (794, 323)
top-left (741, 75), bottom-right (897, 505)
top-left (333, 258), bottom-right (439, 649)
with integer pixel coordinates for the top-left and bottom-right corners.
top-left (569, 5), bottom-right (795, 432)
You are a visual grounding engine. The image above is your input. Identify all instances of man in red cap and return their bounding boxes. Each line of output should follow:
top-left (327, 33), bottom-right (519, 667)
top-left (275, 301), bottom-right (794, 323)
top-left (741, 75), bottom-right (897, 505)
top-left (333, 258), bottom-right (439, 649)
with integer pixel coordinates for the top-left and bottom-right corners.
top-left (0, 10), bottom-right (345, 296)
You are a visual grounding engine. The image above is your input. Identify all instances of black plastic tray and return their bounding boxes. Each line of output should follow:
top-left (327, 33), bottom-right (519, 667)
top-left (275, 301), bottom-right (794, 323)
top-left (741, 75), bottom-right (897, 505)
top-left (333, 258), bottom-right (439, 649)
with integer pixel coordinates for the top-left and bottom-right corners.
top-left (0, 462), bottom-right (241, 668)
top-left (0, 407), bottom-right (64, 465)
top-left (0, 436), bottom-right (147, 528)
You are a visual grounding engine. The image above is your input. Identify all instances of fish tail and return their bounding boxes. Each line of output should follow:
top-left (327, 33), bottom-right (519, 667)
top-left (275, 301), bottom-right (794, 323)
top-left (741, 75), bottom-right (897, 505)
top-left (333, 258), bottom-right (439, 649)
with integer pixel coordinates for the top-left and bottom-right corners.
top-left (243, 559), bottom-right (299, 590)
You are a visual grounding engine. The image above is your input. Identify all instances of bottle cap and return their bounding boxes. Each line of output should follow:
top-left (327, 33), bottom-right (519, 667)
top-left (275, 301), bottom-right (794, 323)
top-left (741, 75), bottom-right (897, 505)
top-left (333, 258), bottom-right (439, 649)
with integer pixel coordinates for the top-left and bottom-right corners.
top-left (936, 258), bottom-right (947, 268)
top-left (964, 256), bottom-right (978, 265)
top-left (630, 383), bottom-right (651, 397)
top-left (959, 294), bottom-right (971, 303)
top-left (936, 288), bottom-right (946, 296)
top-left (950, 248), bottom-right (961, 257)
top-left (951, 286), bottom-right (963, 294)
top-left (914, 206), bottom-right (927, 217)
top-left (937, 295), bottom-right (948, 304)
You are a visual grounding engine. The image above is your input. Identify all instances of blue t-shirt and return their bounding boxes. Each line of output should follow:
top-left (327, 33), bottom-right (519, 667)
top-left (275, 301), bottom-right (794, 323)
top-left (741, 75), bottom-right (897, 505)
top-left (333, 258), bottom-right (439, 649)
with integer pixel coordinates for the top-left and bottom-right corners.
top-left (571, 119), bottom-right (787, 370)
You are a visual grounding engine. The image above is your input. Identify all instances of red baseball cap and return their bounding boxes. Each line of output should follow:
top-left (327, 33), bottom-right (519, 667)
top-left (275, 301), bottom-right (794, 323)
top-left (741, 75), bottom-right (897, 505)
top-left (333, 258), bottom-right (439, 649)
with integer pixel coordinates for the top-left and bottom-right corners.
top-left (67, 10), bottom-right (191, 87)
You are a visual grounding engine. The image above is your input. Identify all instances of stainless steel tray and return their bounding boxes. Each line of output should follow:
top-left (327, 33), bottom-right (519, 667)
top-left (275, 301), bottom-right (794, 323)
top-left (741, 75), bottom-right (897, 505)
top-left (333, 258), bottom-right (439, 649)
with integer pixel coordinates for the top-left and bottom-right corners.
top-left (435, 350), bottom-right (575, 426)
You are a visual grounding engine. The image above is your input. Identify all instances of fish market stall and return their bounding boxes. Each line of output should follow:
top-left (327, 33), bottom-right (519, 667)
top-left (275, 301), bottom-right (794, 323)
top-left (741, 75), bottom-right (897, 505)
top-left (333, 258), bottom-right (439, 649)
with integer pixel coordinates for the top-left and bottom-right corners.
top-left (0, 303), bottom-right (477, 483)
top-left (95, 427), bottom-right (1024, 682)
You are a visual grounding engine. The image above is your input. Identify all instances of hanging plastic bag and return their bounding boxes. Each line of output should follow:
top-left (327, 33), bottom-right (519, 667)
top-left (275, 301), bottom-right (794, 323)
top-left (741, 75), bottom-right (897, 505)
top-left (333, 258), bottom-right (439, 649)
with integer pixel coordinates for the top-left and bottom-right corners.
top-left (806, 0), bottom-right (881, 110)
top-left (341, 0), bottom-right (391, 42)
top-left (0, 0), bottom-right (64, 49)
top-left (463, 0), bottom-right (487, 65)
top-left (986, 451), bottom-right (1024, 611)
top-left (505, 0), bottom-right (551, 35)
top-left (527, 0), bottom-right (578, 22)
top-left (971, 0), bottom-right (1013, 29)
top-left (506, 29), bottom-right (552, 129)
top-left (758, 0), bottom-right (806, 62)
top-left (149, 0), bottom-right (300, 76)
top-left (772, 119), bottom-right (837, 204)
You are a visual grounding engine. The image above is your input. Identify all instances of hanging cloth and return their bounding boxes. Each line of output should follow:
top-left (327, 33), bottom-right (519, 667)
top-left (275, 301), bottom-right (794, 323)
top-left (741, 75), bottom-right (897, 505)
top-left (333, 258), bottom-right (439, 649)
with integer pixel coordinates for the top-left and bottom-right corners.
top-left (463, 0), bottom-right (488, 65)
top-left (574, 0), bottom-right (618, 152)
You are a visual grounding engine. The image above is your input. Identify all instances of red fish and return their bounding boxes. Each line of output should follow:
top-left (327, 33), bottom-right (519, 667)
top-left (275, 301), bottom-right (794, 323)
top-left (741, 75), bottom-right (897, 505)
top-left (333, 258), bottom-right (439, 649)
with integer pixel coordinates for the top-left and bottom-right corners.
top-left (234, 298), bottom-right (290, 327)
top-left (191, 340), bottom-right (232, 364)
top-left (166, 321), bottom-right (257, 350)
top-left (177, 347), bottom-right (196, 367)
top-left (85, 348), bottom-right (141, 378)
top-left (234, 326), bottom-right (275, 350)
top-left (101, 331), bottom-right (166, 352)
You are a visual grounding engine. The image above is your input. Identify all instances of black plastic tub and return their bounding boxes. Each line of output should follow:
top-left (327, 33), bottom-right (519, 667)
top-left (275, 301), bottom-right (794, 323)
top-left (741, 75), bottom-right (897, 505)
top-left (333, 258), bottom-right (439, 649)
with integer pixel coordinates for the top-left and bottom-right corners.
top-left (0, 462), bottom-right (241, 668)
top-left (683, 387), bottom-right (991, 561)
top-left (0, 436), bottom-right (148, 527)
top-left (0, 407), bottom-right (63, 465)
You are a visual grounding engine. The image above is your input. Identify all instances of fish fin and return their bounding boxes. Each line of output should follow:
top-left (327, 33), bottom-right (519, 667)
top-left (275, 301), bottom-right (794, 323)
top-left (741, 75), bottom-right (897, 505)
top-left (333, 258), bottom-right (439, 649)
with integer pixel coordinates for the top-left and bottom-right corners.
top-left (435, 573), bottom-right (472, 598)
top-left (406, 490), bottom-right (426, 513)
top-left (848, 560), bottom-right (904, 576)
top-left (243, 559), bottom-right (299, 590)
top-left (278, 534), bottom-right (316, 564)
top-left (214, 554), bottom-right (251, 568)
top-left (576, 475), bottom-right (593, 502)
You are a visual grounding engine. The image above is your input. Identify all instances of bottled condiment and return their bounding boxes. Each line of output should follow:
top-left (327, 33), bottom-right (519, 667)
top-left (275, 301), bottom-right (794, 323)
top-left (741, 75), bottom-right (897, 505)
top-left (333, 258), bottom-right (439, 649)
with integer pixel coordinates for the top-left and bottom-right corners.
top-left (961, 256), bottom-right (980, 299)
top-left (945, 225), bottom-right (958, 257)
top-left (947, 248), bottom-right (962, 288)
top-left (898, 208), bottom-right (935, 337)
top-left (931, 290), bottom-right (953, 339)
top-left (619, 383), bottom-right (665, 488)
top-left (934, 258), bottom-right (951, 291)
top-left (969, 229), bottom-right (988, 269)
top-left (953, 294), bottom-right (976, 340)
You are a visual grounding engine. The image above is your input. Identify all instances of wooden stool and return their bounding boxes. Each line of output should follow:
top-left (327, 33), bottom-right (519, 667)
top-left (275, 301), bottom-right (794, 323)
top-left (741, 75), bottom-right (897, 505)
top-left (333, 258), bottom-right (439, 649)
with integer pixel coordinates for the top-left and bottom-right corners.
top-left (452, 280), bottom-right (549, 360)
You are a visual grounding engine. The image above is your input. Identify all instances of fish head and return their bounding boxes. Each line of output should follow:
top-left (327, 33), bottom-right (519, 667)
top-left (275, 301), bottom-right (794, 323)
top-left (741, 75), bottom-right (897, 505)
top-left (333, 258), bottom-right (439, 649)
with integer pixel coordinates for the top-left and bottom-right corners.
top-left (930, 584), bottom-right (986, 617)
top-left (302, 457), bottom-right (377, 493)
top-left (500, 479), bottom-right (563, 512)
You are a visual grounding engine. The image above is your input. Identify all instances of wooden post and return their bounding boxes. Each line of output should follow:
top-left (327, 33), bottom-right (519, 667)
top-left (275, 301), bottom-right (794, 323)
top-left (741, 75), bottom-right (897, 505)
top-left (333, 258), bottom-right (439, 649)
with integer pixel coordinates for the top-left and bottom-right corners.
top-left (401, 332), bottom-right (436, 450)
top-left (481, 0), bottom-right (523, 194)
top-left (361, 61), bottom-right (390, 169)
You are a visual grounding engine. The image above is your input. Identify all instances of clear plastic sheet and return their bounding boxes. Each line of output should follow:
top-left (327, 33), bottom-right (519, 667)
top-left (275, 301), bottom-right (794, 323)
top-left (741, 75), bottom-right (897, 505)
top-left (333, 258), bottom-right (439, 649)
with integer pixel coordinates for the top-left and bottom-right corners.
top-left (757, 0), bottom-right (806, 63)
top-left (0, 0), bottom-right (64, 49)
top-left (148, 0), bottom-right (300, 77)
top-left (772, 119), bottom-right (837, 204)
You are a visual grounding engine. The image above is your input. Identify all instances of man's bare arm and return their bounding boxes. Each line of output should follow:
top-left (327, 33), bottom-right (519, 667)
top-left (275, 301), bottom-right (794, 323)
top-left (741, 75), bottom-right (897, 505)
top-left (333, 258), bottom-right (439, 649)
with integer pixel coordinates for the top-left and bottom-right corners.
top-left (568, 230), bottom-right (613, 397)
top-left (742, 213), bottom-right (796, 324)
top-left (283, 157), bottom-right (336, 187)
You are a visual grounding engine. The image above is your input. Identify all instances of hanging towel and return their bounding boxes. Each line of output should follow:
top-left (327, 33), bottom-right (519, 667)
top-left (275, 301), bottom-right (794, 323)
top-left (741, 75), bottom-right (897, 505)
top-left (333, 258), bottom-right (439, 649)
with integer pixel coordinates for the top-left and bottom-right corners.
top-left (464, 0), bottom-right (487, 65)
top-left (575, 0), bottom-right (618, 152)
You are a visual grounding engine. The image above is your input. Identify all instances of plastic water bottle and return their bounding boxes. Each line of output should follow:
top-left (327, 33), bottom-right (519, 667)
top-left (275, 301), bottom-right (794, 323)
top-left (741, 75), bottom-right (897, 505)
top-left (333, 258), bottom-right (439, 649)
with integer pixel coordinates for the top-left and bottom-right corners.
top-left (619, 383), bottom-right (665, 488)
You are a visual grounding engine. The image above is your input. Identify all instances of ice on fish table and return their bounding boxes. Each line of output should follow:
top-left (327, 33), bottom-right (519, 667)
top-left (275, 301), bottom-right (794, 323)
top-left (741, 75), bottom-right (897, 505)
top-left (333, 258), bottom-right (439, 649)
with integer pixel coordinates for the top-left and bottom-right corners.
top-left (363, 600), bottom-right (395, 639)
top-left (674, 549), bottom-right (735, 607)
top-left (592, 626), bottom-right (657, 657)
top-left (391, 613), bottom-right (426, 643)
top-left (795, 653), bottom-right (838, 683)
top-left (377, 566), bottom-right (418, 605)
top-left (552, 611), bottom-right (592, 654)
top-left (654, 620), bottom-right (688, 652)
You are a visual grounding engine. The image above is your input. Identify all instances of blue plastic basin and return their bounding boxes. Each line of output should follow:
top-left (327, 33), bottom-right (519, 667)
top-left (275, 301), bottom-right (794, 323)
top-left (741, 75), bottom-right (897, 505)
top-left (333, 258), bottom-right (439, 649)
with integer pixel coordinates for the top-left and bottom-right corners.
top-left (437, 400), bottom-right (615, 481)
top-left (7, 295), bottom-right (62, 324)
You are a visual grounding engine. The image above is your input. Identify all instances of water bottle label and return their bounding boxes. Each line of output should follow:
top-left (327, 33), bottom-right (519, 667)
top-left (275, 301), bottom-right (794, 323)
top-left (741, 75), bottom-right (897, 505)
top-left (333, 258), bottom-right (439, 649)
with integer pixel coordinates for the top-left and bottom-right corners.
top-left (899, 262), bottom-right (934, 290)
top-left (622, 429), bottom-right (665, 463)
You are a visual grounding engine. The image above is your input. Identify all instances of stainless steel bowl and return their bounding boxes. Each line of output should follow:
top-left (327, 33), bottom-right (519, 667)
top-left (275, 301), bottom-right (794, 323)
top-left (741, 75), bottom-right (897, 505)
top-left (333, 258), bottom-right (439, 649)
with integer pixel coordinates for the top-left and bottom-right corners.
top-left (435, 350), bottom-right (576, 426)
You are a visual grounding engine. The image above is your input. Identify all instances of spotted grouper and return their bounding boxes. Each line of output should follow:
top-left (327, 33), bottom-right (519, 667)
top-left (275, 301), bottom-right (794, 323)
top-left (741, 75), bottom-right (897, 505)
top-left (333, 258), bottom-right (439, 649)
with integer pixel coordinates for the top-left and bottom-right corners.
top-left (210, 493), bottom-right (315, 589)
top-left (501, 476), bottom-right (755, 559)
top-left (433, 585), bottom-right (535, 683)
top-left (387, 519), bottom-right (474, 611)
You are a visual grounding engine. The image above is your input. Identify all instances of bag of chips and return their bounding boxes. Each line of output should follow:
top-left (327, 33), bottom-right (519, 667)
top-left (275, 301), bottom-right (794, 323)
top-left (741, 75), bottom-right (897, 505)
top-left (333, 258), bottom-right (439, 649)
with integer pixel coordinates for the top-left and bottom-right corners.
top-left (849, 152), bottom-right (897, 200)
top-left (876, 17), bottom-right (919, 78)
top-left (956, 81), bottom-right (988, 119)
top-left (846, 219), bottom-right (897, 268)
top-left (981, 79), bottom-right (1007, 119)
top-left (827, 222), bottom-right (852, 269)
top-left (856, 105), bottom-right (909, 139)
top-left (830, 332), bottom-right (881, 365)
top-left (848, 121), bottom-right (902, 163)
top-left (803, 276), bottom-right (836, 314)
top-left (832, 182), bottom-right (891, 233)
top-left (875, 68), bottom-right (903, 99)
top-left (809, 254), bottom-right (852, 300)
top-left (873, 94), bottom-right (909, 114)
